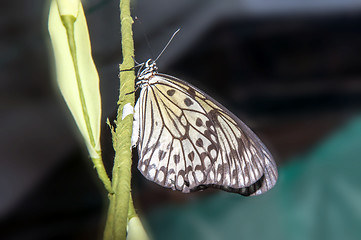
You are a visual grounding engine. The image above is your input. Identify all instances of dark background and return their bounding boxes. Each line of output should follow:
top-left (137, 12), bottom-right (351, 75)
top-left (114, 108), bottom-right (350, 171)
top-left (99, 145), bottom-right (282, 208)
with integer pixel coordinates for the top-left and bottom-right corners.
top-left (1, 0), bottom-right (361, 239)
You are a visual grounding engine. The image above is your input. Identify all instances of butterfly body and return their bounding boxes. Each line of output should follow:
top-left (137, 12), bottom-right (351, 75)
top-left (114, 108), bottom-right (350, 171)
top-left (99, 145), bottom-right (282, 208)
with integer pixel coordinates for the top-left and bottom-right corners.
top-left (132, 59), bottom-right (278, 196)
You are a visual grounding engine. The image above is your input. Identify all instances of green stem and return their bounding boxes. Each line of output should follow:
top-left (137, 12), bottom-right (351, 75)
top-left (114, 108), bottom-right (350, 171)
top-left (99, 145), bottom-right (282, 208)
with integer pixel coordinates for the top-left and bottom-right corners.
top-left (92, 155), bottom-right (113, 193)
top-left (61, 15), bottom-right (112, 193)
top-left (103, 0), bottom-right (137, 238)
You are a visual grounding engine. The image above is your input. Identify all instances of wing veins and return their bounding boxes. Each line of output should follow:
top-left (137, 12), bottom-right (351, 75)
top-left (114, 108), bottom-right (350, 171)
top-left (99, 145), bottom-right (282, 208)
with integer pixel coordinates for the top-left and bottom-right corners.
top-left (136, 75), bottom-right (277, 195)
top-left (142, 88), bottom-right (166, 176)
top-left (141, 89), bottom-right (160, 155)
top-left (216, 115), bottom-right (241, 186)
top-left (154, 83), bottom-right (213, 118)
top-left (152, 86), bottom-right (186, 139)
top-left (144, 125), bottom-right (164, 176)
top-left (139, 89), bottom-right (154, 158)
top-left (184, 127), bottom-right (208, 179)
top-left (218, 114), bottom-right (251, 186)
top-left (219, 111), bottom-right (267, 186)
top-left (164, 138), bottom-right (174, 187)
top-left (179, 139), bottom-right (188, 190)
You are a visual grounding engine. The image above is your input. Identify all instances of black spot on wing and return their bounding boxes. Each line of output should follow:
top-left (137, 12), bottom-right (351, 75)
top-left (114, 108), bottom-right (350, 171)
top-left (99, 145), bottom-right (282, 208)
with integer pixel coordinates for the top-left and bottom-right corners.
top-left (208, 109), bottom-right (218, 123)
top-left (159, 150), bottom-right (166, 160)
top-left (184, 98), bottom-right (193, 106)
top-left (196, 138), bottom-right (203, 147)
top-left (207, 144), bottom-right (217, 154)
top-left (196, 118), bottom-right (203, 127)
top-left (184, 180), bottom-right (190, 187)
top-left (186, 87), bottom-right (196, 98)
top-left (174, 154), bottom-right (180, 164)
top-left (167, 89), bottom-right (175, 96)
top-left (188, 151), bottom-right (195, 161)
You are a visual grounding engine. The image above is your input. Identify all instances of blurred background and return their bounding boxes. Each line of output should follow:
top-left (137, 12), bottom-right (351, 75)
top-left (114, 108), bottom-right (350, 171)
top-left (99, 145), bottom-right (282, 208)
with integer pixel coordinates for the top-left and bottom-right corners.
top-left (1, 0), bottom-right (361, 239)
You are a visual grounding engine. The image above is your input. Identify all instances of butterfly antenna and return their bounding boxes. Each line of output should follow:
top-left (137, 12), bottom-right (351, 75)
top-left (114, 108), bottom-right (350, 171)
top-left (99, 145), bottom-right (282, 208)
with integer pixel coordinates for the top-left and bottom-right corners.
top-left (132, 56), bottom-right (142, 67)
top-left (134, 16), bottom-right (155, 60)
top-left (154, 28), bottom-right (180, 62)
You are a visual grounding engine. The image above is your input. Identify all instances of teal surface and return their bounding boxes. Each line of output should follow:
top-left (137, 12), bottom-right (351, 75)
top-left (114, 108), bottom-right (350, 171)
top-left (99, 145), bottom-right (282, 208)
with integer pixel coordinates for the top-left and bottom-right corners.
top-left (146, 116), bottom-right (361, 240)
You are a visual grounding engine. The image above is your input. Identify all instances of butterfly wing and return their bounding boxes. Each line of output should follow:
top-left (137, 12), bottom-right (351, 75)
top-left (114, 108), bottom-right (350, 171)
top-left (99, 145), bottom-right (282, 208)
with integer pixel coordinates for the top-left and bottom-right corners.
top-left (132, 73), bottom-right (278, 196)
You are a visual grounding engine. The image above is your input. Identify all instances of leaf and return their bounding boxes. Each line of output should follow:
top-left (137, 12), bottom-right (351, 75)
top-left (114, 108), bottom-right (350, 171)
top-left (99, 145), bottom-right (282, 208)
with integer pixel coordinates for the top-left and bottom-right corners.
top-left (48, 0), bottom-right (102, 158)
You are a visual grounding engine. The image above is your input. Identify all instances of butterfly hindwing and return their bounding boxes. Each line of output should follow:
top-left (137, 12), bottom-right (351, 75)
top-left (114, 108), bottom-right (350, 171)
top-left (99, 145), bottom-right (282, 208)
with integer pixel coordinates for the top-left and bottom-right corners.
top-left (162, 74), bottom-right (277, 195)
top-left (133, 73), bottom-right (278, 195)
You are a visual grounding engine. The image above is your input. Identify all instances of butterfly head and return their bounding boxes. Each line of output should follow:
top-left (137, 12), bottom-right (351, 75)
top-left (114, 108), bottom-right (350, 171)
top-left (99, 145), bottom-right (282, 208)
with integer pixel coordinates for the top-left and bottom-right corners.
top-left (137, 59), bottom-right (158, 81)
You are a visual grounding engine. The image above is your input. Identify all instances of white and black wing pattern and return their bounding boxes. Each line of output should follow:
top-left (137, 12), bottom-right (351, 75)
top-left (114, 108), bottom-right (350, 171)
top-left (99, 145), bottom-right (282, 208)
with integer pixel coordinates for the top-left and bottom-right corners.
top-left (132, 72), bottom-right (278, 196)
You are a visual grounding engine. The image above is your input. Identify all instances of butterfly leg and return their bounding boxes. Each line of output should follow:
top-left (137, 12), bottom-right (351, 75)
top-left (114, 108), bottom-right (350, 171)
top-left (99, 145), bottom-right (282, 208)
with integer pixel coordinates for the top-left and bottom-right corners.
top-left (125, 85), bottom-right (140, 96)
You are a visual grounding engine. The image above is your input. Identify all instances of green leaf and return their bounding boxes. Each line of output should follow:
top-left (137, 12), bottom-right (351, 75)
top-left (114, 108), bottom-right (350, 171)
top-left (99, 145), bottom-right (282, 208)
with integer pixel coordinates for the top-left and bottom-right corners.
top-left (48, 0), bottom-right (102, 159)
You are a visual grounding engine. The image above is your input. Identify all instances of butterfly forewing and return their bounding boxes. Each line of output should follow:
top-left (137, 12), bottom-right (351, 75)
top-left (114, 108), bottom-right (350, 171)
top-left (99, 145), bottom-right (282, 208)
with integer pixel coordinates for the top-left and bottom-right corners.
top-left (132, 72), bottom-right (278, 195)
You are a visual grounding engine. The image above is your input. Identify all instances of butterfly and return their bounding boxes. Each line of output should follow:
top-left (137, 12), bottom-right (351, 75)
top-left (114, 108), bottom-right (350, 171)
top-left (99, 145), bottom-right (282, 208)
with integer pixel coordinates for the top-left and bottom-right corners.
top-left (131, 57), bottom-right (278, 196)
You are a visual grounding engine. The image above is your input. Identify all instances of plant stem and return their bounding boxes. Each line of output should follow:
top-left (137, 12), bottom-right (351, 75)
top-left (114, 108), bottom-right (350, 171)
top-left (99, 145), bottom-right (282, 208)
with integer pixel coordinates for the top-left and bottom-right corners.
top-left (103, 0), bottom-right (135, 238)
